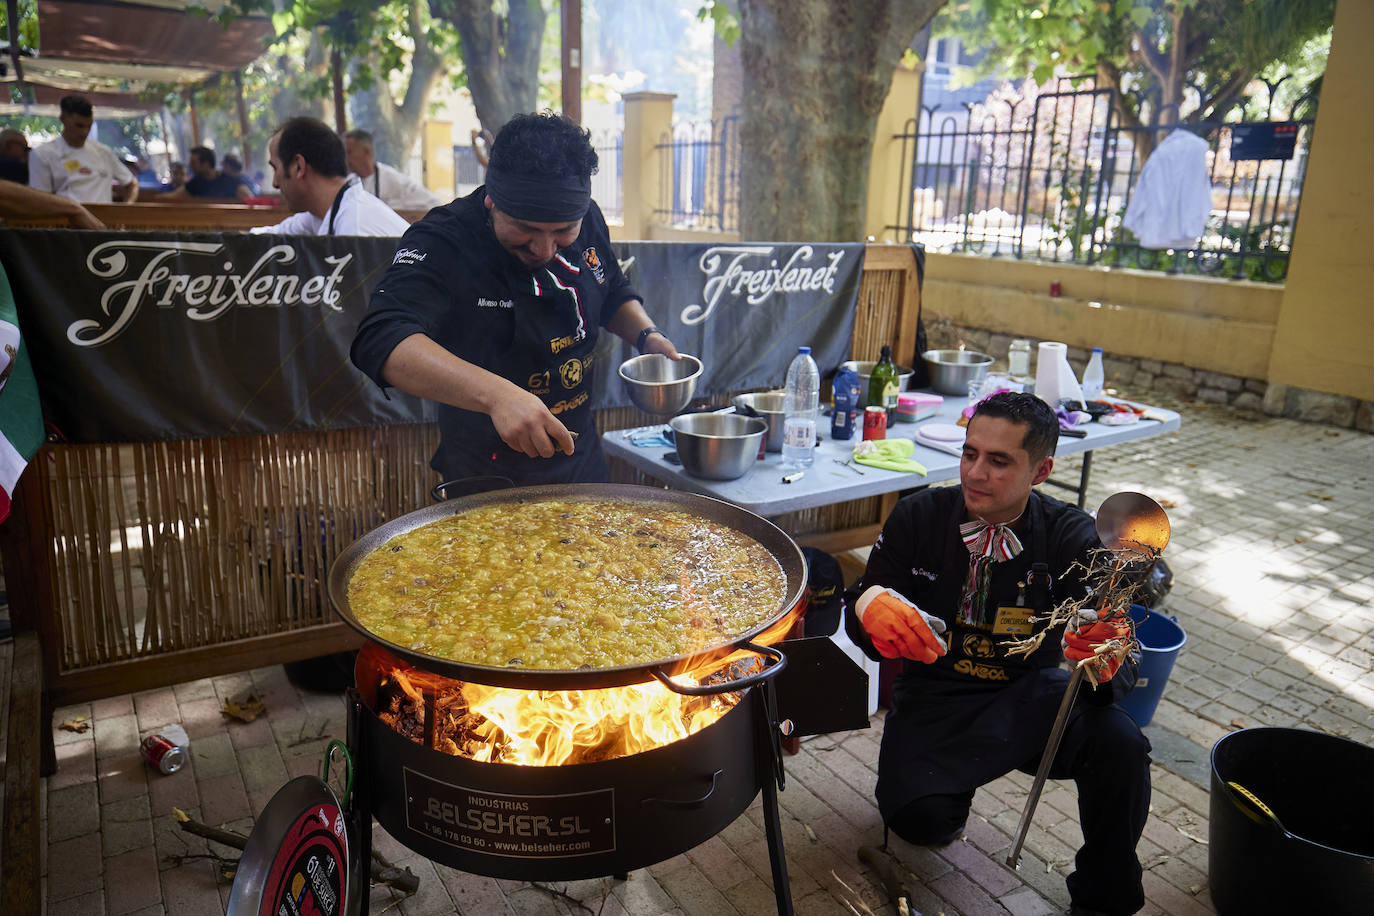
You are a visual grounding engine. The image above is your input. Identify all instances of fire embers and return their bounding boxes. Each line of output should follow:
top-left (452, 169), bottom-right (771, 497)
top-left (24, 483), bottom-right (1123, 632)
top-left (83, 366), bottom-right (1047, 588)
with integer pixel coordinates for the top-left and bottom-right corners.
top-left (369, 653), bottom-right (751, 767)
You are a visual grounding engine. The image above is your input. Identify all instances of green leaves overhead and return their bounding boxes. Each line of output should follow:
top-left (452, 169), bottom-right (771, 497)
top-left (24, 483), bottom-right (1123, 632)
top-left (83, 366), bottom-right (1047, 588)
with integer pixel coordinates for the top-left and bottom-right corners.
top-left (937, 0), bottom-right (1334, 124)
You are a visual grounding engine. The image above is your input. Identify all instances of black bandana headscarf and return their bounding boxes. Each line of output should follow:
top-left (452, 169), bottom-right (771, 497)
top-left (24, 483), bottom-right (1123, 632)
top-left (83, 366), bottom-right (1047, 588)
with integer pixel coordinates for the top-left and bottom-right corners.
top-left (485, 164), bottom-right (591, 223)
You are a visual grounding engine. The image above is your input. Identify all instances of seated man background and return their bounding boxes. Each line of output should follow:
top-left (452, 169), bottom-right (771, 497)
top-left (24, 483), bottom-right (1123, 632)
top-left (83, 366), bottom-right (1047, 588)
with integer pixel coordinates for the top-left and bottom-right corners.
top-left (221, 153), bottom-right (259, 196)
top-left (844, 391), bottom-right (1151, 916)
top-left (343, 128), bottom-right (443, 212)
top-left (0, 129), bottom-right (31, 184)
top-left (169, 146), bottom-right (252, 200)
top-left (161, 161), bottom-right (188, 192)
top-left (252, 117), bottom-right (409, 237)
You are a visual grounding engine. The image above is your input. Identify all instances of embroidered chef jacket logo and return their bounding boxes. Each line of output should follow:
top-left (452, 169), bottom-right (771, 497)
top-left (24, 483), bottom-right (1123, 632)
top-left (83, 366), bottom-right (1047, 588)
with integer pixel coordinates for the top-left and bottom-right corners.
top-left (477, 297), bottom-right (514, 309)
top-left (961, 633), bottom-right (996, 659)
top-left (582, 247), bottom-right (607, 284)
top-left (392, 247), bottom-right (427, 266)
top-left (559, 356), bottom-right (584, 389)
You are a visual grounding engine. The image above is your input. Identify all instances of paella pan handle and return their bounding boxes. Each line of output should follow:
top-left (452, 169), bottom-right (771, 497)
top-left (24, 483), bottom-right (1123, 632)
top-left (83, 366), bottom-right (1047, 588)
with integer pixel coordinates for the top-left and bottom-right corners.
top-left (649, 641), bottom-right (786, 696)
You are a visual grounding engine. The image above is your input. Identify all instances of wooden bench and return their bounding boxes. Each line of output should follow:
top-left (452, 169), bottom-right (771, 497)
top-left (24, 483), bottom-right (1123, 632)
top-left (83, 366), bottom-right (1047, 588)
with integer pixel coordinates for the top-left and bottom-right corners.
top-left (3, 201), bottom-right (431, 231)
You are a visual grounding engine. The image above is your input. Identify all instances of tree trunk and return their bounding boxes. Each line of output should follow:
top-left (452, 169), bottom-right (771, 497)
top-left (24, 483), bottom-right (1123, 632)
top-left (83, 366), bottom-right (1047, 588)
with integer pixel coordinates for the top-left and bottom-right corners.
top-left (269, 33), bottom-right (329, 128)
top-left (348, 0), bottom-right (445, 165)
top-left (735, 0), bottom-right (945, 242)
top-left (430, 0), bottom-right (547, 135)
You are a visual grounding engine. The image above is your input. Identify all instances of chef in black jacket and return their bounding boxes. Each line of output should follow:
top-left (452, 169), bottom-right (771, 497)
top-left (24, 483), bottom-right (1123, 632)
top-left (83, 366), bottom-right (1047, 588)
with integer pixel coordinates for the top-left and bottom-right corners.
top-left (844, 392), bottom-right (1151, 916)
top-left (351, 112), bottom-right (678, 486)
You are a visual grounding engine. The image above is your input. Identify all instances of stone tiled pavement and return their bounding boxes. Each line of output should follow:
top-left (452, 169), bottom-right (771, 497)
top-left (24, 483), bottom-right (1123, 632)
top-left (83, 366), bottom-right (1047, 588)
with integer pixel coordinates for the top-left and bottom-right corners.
top-left (6, 395), bottom-right (1374, 914)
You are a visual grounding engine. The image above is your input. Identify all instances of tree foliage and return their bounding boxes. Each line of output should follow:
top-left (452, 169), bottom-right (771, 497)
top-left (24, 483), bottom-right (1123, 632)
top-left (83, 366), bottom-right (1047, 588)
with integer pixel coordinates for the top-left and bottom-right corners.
top-left (228, 0), bottom-right (548, 161)
top-left (733, 0), bottom-right (947, 241)
top-left (940, 0), bottom-right (1335, 127)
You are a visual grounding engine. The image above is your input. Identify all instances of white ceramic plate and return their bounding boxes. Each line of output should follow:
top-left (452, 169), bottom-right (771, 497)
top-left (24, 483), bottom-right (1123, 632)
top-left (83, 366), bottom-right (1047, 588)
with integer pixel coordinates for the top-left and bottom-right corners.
top-left (917, 423), bottom-right (966, 442)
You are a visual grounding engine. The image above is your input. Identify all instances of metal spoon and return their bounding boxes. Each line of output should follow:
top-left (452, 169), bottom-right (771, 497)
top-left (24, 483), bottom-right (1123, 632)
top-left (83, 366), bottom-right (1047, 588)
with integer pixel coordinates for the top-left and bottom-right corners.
top-left (1007, 491), bottom-right (1171, 869)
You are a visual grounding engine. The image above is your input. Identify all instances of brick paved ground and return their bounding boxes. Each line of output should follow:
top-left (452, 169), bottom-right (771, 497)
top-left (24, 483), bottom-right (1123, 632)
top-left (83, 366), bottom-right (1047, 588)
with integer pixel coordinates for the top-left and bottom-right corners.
top-left (6, 396), bottom-right (1374, 914)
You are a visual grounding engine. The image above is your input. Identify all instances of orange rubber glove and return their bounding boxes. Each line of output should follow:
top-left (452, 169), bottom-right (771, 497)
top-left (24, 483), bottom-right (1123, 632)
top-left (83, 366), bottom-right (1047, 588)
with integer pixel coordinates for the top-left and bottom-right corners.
top-left (855, 586), bottom-right (948, 663)
top-left (1062, 610), bottom-right (1133, 685)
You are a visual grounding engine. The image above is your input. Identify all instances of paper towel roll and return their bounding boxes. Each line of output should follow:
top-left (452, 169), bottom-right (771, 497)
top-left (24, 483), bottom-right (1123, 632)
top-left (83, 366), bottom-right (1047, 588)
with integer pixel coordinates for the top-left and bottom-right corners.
top-left (1034, 342), bottom-right (1085, 408)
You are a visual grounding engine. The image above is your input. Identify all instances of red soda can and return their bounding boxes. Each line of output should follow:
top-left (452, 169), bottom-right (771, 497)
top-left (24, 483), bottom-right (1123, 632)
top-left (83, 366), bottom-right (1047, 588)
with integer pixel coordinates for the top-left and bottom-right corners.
top-left (862, 406), bottom-right (887, 441)
top-left (140, 734), bottom-right (186, 775)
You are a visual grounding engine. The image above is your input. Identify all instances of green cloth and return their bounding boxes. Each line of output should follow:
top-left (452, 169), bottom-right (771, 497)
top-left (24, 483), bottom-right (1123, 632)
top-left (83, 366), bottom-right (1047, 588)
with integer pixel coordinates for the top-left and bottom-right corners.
top-left (853, 438), bottom-right (927, 475)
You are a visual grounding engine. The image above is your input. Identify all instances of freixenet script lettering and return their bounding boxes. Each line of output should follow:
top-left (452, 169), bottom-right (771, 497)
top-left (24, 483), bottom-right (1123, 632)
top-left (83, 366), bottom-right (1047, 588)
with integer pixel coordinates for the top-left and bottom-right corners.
top-left (680, 245), bottom-right (845, 326)
top-left (69, 240), bottom-right (353, 347)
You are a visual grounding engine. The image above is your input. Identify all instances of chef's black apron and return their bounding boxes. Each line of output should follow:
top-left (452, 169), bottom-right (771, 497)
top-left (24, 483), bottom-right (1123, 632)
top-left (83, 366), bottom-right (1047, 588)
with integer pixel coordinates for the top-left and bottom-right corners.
top-left (432, 258), bottom-right (608, 487)
top-left (874, 512), bottom-right (1067, 821)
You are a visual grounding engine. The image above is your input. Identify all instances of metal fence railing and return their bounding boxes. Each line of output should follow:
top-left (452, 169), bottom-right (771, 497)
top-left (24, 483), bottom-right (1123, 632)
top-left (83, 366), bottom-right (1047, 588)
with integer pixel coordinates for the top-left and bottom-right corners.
top-left (452, 145), bottom-right (484, 193)
top-left (655, 116), bottom-right (740, 232)
top-left (893, 86), bottom-right (1316, 281)
top-left (591, 129), bottom-right (623, 222)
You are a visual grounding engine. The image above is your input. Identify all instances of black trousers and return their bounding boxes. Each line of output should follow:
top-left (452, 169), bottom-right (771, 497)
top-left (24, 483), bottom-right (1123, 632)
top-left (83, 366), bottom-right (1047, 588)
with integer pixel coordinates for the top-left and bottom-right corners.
top-left (888, 703), bottom-right (1151, 915)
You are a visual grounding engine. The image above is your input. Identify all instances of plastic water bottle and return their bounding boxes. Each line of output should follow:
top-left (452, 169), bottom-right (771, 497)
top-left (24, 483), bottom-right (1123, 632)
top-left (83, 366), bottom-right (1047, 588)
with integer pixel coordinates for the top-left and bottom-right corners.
top-left (831, 364), bottom-right (861, 441)
top-left (782, 346), bottom-right (820, 469)
top-left (1081, 347), bottom-right (1105, 400)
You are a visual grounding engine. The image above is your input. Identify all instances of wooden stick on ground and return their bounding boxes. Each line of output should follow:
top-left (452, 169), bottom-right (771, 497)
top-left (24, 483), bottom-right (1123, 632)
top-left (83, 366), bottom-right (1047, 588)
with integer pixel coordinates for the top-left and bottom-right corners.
top-left (173, 811), bottom-right (420, 894)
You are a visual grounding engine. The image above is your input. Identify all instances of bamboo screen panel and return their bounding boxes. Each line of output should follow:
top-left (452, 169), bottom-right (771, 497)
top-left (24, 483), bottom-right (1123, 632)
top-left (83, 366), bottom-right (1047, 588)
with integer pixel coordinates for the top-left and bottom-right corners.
top-left (41, 424), bottom-right (439, 674)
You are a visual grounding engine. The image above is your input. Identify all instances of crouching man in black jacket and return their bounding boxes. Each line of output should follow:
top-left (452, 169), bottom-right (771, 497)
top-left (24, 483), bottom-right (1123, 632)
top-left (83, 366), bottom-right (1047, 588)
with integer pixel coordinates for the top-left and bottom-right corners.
top-left (844, 392), bottom-right (1150, 916)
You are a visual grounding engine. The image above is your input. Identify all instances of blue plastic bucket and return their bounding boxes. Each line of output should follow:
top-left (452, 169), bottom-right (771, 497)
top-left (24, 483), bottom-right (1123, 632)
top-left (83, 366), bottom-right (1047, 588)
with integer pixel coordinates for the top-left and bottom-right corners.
top-left (1117, 604), bottom-right (1187, 727)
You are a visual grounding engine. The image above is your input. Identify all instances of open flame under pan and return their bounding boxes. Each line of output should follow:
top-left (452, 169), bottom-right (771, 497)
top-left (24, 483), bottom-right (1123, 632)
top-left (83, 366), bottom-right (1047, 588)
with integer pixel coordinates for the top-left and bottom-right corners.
top-left (327, 483), bottom-right (807, 690)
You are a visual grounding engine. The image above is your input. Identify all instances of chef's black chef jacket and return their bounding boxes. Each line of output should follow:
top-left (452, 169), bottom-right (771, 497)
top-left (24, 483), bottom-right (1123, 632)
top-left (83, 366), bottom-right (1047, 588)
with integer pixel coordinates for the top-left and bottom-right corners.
top-left (352, 189), bottom-right (638, 486)
top-left (842, 486), bottom-right (1139, 819)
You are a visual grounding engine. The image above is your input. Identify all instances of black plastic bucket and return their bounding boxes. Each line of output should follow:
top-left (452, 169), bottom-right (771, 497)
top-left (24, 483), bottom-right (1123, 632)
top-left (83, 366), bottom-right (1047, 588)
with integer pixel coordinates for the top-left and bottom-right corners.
top-left (1209, 727), bottom-right (1374, 915)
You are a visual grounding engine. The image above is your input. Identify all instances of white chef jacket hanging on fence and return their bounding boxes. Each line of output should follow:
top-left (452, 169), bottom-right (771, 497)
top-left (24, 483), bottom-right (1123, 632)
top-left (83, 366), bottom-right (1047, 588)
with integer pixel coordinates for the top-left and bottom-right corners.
top-left (1122, 128), bottom-right (1212, 249)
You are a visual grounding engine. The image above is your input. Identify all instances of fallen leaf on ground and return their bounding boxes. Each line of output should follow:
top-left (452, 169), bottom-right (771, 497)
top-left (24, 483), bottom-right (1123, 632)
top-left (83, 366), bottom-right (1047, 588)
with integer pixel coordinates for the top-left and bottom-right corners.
top-left (1295, 537), bottom-right (1307, 543)
top-left (172, 807), bottom-right (190, 823)
top-left (59, 716), bottom-right (90, 733)
top-left (1230, 717), bottom-right (1248, 729)
top-left (1324, 431), bottom-right (1340, 437)
top-left (1157, 498), bottom-right (1178, 508)
top-left (221, 693), bottom-right (267, 723)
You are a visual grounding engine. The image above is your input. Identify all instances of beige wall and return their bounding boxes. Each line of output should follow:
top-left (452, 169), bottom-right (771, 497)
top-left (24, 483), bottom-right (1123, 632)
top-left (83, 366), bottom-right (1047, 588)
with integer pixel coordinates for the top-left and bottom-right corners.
top-left (922, 253), bottom-right (1282, 380)
top-left (1267, 0), bottom-right (1374, 402)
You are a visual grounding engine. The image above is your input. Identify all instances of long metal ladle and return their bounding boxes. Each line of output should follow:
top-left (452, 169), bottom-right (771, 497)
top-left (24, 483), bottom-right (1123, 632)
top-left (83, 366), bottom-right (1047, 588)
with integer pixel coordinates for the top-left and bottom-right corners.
top-left (1006, 491), bottom-right (1171, 869)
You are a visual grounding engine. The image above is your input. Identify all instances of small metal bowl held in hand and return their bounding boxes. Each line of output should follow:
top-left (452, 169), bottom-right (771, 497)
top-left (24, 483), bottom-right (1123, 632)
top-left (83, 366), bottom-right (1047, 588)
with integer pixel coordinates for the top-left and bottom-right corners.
top-left (669, 412), bottom-right (767, 480)
top-left (619, 353), bottom-right (703, 416)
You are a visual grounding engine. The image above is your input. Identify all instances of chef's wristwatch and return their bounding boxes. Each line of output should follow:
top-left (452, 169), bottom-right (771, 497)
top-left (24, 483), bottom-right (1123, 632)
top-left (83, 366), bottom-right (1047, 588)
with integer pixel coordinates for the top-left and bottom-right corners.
top-left (636, 326), bottom-right (664, 353)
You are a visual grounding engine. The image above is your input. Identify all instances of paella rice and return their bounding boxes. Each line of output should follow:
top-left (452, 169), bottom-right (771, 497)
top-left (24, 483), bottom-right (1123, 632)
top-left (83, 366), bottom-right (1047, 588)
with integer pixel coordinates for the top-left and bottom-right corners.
top-left (348, 497), bottom-right (788, 669)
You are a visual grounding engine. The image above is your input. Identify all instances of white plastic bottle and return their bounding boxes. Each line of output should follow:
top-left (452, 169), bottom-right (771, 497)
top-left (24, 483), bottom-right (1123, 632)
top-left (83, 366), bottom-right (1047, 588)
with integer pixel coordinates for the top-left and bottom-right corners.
top-left (1081, 347), bottom-right (1105, 400)
top-left (782, 346), bottom-right (820, 469)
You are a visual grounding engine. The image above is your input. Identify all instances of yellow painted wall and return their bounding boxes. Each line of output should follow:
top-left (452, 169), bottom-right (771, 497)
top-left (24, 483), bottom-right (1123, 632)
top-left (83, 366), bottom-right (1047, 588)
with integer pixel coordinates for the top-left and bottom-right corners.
top-left (420, 120), bottom-right (453, 195)
top-left (866, 67), bottom-right (922, 242)
top-left (922, 252), bottom-right (1282, 380)
top-left (1268, 0), bottom-right (1374, 401)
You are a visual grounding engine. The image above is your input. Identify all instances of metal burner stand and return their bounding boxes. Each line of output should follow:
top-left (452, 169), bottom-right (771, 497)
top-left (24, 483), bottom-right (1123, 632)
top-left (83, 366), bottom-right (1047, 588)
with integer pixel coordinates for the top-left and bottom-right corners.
top-left (342, 653), bottom-right (800, 916)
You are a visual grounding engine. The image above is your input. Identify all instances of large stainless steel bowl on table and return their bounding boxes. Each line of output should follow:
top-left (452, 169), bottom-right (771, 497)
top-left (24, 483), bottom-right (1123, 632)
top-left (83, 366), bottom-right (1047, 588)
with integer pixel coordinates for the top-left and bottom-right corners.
top-left (922, 348), bottom-right (993, 396)
top-left (327, 483), bottom-right (806, 690)
top-left (670, 412), bottom-right (767, 480)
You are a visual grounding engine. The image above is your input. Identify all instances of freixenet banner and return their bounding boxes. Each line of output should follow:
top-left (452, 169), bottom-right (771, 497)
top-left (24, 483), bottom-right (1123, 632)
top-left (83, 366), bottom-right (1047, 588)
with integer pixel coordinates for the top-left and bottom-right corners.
top-left (0, 231), bottom-right (864, 443)
top-left (0, 230), bottom-right (434, 442)
top-left (595, 241), bottom-right (864, 409)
